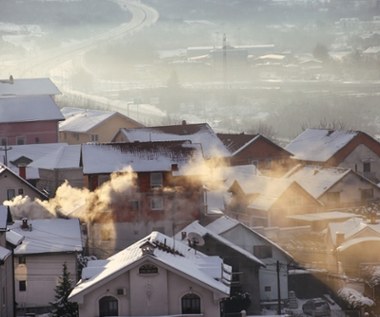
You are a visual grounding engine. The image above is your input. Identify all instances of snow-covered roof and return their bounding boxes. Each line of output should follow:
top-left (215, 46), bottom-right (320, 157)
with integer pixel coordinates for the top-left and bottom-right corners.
top-left (223, 164), bottom-right (260, 190)
top-left (338, 287), bottom-right (374, 308)
top-left (29, 144), bottom-right (81, 169)
top-left (287, 211), bottom-right (357, 223)
top-left (6, 230), bottom-right (24, 246)
top-left (81, 141), bottom-right (204, 174)
top-left (0, 246), bottom-right (11, 262)
top-left (0, 95), bottom-right (64, 123)
top-left (328, 217), bottom-right (380, 246)
top-left (118, 123), bottom-right (230, 159)
top-left (0, 77), bottom-right (61, 97)
top-left (285, 165), bottom-right (351, 199)
top-left (285, 128), bottom-right (358, 162)
top-left (69, 231), bottom-right (230, 300)
top-left (217, 133), bottom-right (260, 155)
top-left (59, 107), bottom-right (142, 133)
top-left (8, 218), bottom-right (83, 255)
top-left (337, 236), bottom-right (380, 252)
top-left (175, 220), bottom-right (265, 266)
top-left (205, 215), bottom-right (293, 259)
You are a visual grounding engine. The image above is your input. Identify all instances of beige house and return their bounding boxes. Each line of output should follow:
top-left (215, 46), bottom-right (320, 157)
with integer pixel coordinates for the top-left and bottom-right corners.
top-left (8, 218), bottom-right (83, 315)
top-left (59, 107), bottom-right (144, 145)
top-left (69, 231), bottom-right (231, 317)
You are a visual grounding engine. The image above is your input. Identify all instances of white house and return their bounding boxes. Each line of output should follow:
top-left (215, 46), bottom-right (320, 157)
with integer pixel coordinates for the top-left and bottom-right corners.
top-left (7, 217), bottom-right (83, 315)
top-left (69, 231), bottom-right (231, 317)
top-left (205, 216), bottom-right (294, 311)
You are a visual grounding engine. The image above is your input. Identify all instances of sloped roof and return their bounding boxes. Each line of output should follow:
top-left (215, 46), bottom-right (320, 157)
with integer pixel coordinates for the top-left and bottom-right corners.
top-left (328, 217), bottom-right (380, 246)
top-left (0, 77), bottom-right (61, 97)
top-left (7, 218), bottom-right (83, 255)
top-left (81, 141), bottom-right (204, 174)
top-left (0, 95), bottom-right (64, 123)
top-left (285, 165), bottom-right (351, 199)
top-left (205, 215), bottom-right (293, 259)
top-left (223, 164), bottom-right (260, 190)
top-left (176, 220), bottom-right (265, 266)
top-left (0, 246), bottom-right (11, 262)
top-left (59, 107), bottom-right (143, 133)
top-left (117, 123), bottom-right (230, 159)
top-left (217, 133), bottom-right (259, 154)
top-left (30, 144), bottom-right (81, 169)
top-left (285, 128), bottom-right (358, 162)
top-left (69, 231), bottom-right (230, 300)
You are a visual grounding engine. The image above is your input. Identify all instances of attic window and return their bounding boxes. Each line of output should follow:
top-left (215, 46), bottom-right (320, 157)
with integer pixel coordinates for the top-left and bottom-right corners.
top-left (139, 264), bottom-right (158, 274)
top-left (150, 172), bottom-right (163, 188)
top-left (253, 245), bottom-right (272, 259)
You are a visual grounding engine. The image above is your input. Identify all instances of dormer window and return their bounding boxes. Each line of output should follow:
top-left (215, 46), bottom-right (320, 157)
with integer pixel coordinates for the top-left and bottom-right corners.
top-left (150, 172), bottom-right (163, 188)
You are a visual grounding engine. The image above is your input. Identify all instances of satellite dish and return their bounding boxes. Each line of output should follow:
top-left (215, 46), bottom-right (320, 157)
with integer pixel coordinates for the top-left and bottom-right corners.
top-left (187, 232), bottom-right (205, 247)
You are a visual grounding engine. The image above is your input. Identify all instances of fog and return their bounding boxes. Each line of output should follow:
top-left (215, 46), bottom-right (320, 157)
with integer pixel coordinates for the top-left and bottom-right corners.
top-left (2, 0), bottom-right (380, 141)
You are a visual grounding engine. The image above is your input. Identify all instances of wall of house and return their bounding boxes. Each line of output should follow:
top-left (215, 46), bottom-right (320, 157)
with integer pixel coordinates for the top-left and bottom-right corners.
top-left (319, 172), bottom-right (380, 208)
top-left (339, 144), bottom-right (380, 183)
top-left (230, 137), bottom-right (295, 176)
top-left (0, 170), bottom-right (44, 204)
top-left (0, 121), bottom-right (59, 145)
top-left (59, 115), bottom-right (143, 145)
top-left (14, 253), bottom-right (78, 310)
top-left (267, 185), bottom-right (322, 227)
top-left (76, 259), bottom-right (223, 317)
top-left (0, 232), bottom-right (14, 317)
top-left (220, 226), bottom-right (290, 305)
top-left (36, 168), bottom-right (84, 195)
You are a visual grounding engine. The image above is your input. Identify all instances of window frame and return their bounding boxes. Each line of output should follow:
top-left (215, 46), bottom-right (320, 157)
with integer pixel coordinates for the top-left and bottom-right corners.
top-left (99, 295), bottom-right (118, 317)
top-left (19, 280), bottom-right (26, 292)
top-left (181, 293), bottom-right (201, 314)
top-left (150, 172), bottom-right (163, 188)
top-left (150, 196), bottom-right (164, 210)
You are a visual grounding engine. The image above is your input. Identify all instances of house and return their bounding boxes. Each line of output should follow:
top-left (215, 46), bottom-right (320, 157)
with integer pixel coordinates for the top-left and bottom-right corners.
top-left (80, 140), bottom-right (207, 257)
top-left (205, 215), bottom-right (294, 312)
top-left (285, 165), bottom-right (380, 209)
top-left (7, 217), bottom-right (83, 315)
top-left (4, 143), bottom-right (82, 196)
top-left (227, 174), bottom-right (322, 227)
top-left (59, 107), bottom-right (144, 145)
top-left (0, 163), bottom-right (48, 205)
top-left (285, 128), bottom-right (380, 183)
top-left (175, 220), bottom-right (264, 315)
top-left (112, 121), bottom-right (231, 160)
top-left (217, 132), bottom-right (295, 176)
top-left (0, 206), bottom-right (18, 317)
top-left (68, 231), bottom-right (231, 317)
top-left (0, 77), bottom-right (64, 145)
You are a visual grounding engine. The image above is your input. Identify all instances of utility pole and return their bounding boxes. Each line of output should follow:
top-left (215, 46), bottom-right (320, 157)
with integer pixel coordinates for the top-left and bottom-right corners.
top-left (0, 143), bottom-right (12, 166)
top-left (277, 260), bottom-right (281, 315)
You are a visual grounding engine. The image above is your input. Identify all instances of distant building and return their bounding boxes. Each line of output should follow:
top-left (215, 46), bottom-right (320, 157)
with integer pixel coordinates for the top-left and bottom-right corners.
top-left (0, 77), bottom-right (64, 145)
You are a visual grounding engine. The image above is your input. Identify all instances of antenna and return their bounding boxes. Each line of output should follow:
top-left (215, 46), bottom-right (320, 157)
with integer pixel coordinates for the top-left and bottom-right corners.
top-left (187, 232), bottom-right (205, 247)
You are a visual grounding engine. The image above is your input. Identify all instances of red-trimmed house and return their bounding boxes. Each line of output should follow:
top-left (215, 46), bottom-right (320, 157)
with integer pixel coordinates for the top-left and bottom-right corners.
top-left (286, 128), bottom-right (380, 183)
top-left (79, 140), bottom-right (208, 256)
top-left (217, 132), bottom-right (295, 176)
top-left (0, 77), bottom-right (64, 145)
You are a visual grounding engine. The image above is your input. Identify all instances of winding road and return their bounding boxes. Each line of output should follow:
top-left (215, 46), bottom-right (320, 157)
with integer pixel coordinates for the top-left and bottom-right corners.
top-left (20, 0), bottom-right (159, 77)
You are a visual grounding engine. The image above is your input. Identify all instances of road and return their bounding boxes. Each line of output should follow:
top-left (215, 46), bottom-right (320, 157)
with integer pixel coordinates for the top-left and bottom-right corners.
top-left (19, 0), bottom-right (159, 78)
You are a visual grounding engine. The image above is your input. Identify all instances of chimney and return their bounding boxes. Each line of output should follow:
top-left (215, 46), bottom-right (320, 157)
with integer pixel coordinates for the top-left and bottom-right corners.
top-left (9, 75), bottom-right (14, 84)
top-left (369, 212), bottom-right (378, 224)
top-left (171, 163), bottom-right (179, 172)
top-left (181, 231), bottom-right (187, 240)
top-left (21, 218), bottom-right (29, 230)
top-left (182, 120), bottom-right (187, 126)
top-left (336, 232), bottom-right (345, 246)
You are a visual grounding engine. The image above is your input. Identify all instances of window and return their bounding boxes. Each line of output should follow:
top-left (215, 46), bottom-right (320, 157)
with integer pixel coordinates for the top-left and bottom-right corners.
top-left (35, 137), bottom-right (40, 143)
top-left (19, 281), bottom-right (26, 292)
top-left (265, 286), bottom-right (271, 292)
top-left (139, 264), bottom-right (158, 274)
top-left (130, 200), bottom-right (140, 211)
top-left (18, 188), bottom-right (24, 195)
top-left (361, 188), bottom-right (374, 202)
top-left (16, 136), bottom-right (25, 145)
top-left (18, 256), bottom-right (26, 264)
top-left (99, 296), bottom-right (118, 317)
top-left (91, 134), bottom-right (99, 142)
top-left (181, 293), bottom-right (201, 314)
top-left (253, 245), bottom-right (272, 259)
top-left (150, 196), bottom-right (164, 210)
top-left (7, 189), bottom-right (15, 200)
top-left (150, 172), bottom-right (163, 188)
top-left (363, 162), bottom-right (371, 173)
